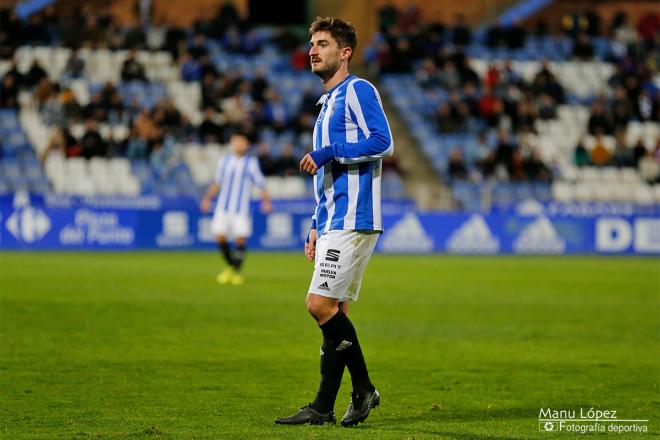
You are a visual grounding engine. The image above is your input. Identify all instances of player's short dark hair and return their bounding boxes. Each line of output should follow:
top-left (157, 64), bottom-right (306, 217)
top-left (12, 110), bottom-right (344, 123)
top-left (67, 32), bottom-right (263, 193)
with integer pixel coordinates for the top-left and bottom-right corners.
top-left (308, 16), bottom-right (357, 61)
top-left (230, 126), bottom-right (256, 144)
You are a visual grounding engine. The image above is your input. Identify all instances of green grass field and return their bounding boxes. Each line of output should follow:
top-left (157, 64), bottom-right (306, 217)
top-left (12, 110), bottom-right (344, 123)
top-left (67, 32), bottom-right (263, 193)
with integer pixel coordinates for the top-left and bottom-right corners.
top-left (0, 252), bottom-right (658, 439)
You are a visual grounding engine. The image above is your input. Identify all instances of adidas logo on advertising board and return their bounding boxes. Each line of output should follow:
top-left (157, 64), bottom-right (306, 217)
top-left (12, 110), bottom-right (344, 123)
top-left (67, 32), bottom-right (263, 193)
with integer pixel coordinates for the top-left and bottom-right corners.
top-left (446, 214), bottom-right (500, 254)
top-left (513, 216), bottom-right (566, 254)
top-left (381, 213), bottom-right (434, 253)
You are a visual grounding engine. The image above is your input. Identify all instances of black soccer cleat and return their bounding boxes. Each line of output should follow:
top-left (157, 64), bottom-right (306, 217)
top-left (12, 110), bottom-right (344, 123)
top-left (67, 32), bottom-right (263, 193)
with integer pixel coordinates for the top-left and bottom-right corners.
top-left (275, 404), bottom-right (336, 425)
top-left (341, 389), bottom-right (380, 427)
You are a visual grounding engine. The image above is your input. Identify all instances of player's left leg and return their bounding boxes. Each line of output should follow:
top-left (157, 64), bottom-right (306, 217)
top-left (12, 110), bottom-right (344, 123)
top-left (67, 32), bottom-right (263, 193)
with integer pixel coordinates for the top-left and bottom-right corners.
top-left (215, 234), bottom-right (235, 284)
top-left (228, 214), bottom-right (252, 285)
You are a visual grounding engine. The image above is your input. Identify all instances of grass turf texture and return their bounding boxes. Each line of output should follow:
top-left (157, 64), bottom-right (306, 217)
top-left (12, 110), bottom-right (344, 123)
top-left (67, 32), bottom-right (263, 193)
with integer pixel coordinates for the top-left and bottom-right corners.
top-left (0, 252), bottom-right (658, 439)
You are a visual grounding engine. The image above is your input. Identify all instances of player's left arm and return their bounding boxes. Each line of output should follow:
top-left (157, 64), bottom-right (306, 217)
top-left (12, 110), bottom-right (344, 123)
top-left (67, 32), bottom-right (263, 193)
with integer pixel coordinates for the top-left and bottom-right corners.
top-left (249, 157), bottom-right (272, 213)
top-left (301, 80), bottom-right (393, 173)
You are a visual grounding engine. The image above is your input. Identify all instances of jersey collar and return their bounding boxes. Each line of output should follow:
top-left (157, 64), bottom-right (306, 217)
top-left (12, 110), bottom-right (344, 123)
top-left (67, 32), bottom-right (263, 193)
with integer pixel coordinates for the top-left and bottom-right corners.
top-left (317, 74), bottom-right (354, 105)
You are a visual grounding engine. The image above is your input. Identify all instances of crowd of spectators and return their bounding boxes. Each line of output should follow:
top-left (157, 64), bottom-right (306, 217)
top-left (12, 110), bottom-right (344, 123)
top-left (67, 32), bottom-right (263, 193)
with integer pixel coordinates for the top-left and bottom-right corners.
top-left (367, 4), bottom-right (659, 73)
top-left (370, 4), bottom-right (659, 185)
top-left (0, 3), bottom-right (336, 181)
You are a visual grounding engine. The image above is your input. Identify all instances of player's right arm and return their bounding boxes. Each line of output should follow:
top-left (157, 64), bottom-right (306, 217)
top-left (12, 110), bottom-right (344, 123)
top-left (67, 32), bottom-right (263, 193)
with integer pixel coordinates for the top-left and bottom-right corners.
top-left (304, 215), bottom-right (317, 262)
top-left (202, 155), bottom-right (228, 212)
top-left (200, 183), bottom-right (219, 213)
top-left (305, 228), bottom-right (317, 262)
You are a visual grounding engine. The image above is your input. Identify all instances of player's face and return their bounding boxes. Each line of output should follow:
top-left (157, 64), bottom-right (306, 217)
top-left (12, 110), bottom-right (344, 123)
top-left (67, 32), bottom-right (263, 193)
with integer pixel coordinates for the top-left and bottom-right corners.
top-left (231, 135), bottom-right (249, 155)
top-left (309, 31), bottom-right (346, 81)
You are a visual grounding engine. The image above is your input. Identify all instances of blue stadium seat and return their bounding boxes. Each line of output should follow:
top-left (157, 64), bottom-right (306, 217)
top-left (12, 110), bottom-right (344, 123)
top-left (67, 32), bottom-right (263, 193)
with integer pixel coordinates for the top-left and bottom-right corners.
top-left (491, 182), bottom-right (515, 207)
top-left (28, 175), bottom-right (50, 193)
top-left (7, 175), bottom-right (29, 191)
top-left (453, 181), bottom-right (482, 211)
top-left (513, 183), bottom-right (534, 201)
top-left (533, 182), bottom-right (552, 202)
top-left (156, 181), bottom-right (179, 198)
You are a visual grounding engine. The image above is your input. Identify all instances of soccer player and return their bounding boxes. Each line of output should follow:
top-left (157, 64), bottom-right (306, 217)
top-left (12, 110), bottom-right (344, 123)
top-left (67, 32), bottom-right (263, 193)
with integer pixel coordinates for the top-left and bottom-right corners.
top-left (275, 17), bottom-right (393, 427)
top-left (200, 130), bottom-right (272, 285)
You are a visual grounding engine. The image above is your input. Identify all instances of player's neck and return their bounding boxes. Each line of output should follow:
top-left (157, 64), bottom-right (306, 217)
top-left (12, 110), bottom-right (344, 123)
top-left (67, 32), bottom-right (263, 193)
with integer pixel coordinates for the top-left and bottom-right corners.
top-left (322, 66), bottom-right (350, 92)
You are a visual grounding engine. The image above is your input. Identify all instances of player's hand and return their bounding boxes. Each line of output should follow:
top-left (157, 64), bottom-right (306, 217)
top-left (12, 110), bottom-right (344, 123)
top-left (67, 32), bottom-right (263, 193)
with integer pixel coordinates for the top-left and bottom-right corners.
top-left (300, 153), bottom-right (319, 175)
top-left (200, 198), bottom-right (211, 213)
top-left (261, 198), bottom-right (272, 214)
top-left (305, 228), bottom-right (317, 262)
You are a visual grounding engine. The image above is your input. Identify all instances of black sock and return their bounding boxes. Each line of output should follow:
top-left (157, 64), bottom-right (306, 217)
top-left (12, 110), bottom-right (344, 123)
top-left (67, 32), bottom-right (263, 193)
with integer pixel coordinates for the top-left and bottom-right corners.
top-left (319, 311), bottom-right (374, 394)
top-left (218, 241), bottom-right (233, 267)
top-left (311, 335), bottom-right (345, 413)
top-left (233, 244), bottom-right (246, 270)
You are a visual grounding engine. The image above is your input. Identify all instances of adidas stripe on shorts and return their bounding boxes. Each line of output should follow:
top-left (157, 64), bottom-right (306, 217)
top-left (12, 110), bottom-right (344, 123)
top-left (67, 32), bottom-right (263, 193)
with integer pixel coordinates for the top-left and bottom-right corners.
top-left (308, 230), bottom-right (379, 302)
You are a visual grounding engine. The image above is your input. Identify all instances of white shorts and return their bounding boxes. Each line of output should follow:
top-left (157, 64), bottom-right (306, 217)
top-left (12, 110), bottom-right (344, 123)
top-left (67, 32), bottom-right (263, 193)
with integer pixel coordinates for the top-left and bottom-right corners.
top-left (308, 230), bottom-right (379, 302)
top-left (211, 210), bottom-right (252, 239)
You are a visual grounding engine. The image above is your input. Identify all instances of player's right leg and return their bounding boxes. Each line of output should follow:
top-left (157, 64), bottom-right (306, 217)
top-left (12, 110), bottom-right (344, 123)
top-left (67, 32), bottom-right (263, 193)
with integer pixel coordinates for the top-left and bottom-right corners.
top-left (275, 294), bottom-right (341, 425)
top-left (227, 214), bottom-right (252, 285)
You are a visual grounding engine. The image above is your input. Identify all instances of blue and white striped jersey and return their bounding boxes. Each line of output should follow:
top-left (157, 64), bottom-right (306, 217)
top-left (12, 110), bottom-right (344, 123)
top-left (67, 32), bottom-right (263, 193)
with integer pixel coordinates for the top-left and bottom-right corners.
top-left (312, 75), bottom-right (394, 235)
top-left (214, 153), bottom-right (265, 216)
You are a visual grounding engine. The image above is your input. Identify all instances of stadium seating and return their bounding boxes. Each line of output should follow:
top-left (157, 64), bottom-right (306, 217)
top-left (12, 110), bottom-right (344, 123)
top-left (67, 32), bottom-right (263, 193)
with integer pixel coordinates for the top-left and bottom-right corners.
top-left (381, 66), bottom-right (660, 208)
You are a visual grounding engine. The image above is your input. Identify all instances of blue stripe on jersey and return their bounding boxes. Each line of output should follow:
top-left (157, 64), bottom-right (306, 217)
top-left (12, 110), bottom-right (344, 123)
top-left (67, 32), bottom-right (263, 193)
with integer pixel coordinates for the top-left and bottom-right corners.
top-left (221, 159), bottom-right (236, 212)
top-left (316, 167), bottom-right (329, 232)
top-left (312, 75), bottom-right (393, 235)
top-left (214, 153), bottom-right (264, 216)
top-left (214, 155), bottom-right (228, 184)
top-left (356, 161), bottom-right (374, 229)
top-left (235, 159), bottom-right (248, 213)
top-left (329, 163), bottom-right (348, 230)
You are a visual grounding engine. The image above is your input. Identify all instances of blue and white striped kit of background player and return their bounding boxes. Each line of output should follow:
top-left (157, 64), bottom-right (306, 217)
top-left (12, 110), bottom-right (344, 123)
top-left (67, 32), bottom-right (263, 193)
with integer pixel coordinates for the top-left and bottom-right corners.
top-left (214, 153), bottom-right (265, 216)
top-left (312, 75), bottom-right (394, 236)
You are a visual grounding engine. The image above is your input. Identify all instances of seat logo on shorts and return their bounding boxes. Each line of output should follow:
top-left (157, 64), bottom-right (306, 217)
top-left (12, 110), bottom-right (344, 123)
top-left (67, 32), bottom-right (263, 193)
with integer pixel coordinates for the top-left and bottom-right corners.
top-left (318, 281), bottom-right (330, 291)
top-left (325, 249), bottom-right (341, 262)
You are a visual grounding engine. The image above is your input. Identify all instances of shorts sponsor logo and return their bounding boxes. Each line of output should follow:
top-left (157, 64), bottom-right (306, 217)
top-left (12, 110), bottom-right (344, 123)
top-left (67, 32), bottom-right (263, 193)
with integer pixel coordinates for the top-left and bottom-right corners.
top-left (320, 262), bottom-right (342, 269)
top-left (325, 249), bottom-right (341, 262)
top-left (317, 281), bottom-right (331, 291)
top-left (320, 269), bottom-right (336, 279)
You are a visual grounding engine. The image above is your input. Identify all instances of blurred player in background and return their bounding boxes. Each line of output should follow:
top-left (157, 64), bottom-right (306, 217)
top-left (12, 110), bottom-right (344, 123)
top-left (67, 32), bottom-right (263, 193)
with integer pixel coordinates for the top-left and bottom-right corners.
top-left (276, 17), bottom-right (393, 427)
top-left (200, 130), bottom-right (272, 285)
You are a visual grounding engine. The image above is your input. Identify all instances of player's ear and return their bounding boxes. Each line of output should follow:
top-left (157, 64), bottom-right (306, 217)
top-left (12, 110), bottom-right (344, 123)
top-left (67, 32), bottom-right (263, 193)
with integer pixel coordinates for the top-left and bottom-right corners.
top-left (341, 47), bottom-right (352, 62)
